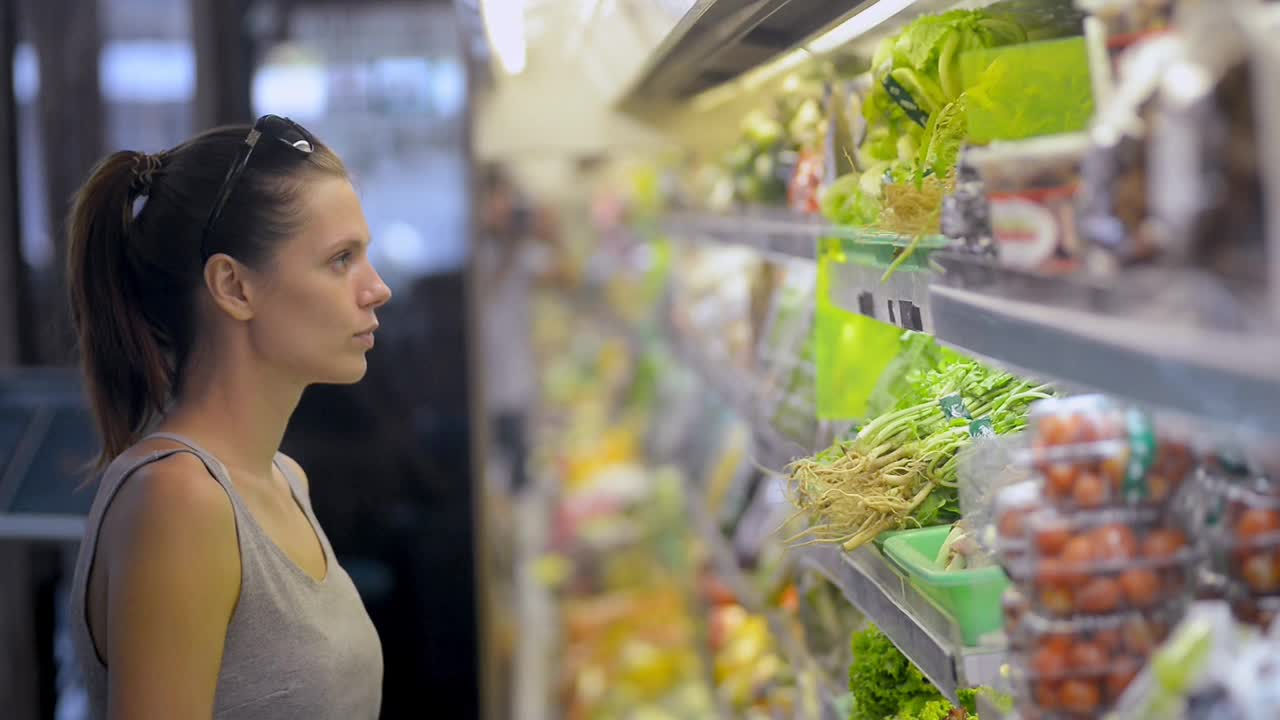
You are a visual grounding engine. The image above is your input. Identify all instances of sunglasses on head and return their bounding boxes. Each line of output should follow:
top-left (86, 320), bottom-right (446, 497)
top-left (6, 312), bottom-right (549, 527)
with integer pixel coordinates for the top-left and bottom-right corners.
top-left (200, 114), bottom-right (317, 261)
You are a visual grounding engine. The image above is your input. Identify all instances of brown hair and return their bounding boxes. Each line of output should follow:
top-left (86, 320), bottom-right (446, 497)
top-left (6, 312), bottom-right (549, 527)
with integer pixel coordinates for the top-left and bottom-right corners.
top-left (67, 124), bottom-right (347, 468)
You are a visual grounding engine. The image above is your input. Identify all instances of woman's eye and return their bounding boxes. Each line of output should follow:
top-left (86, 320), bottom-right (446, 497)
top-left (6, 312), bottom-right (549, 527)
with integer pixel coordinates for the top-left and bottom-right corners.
top-left (332, 251), bottom-right (353, 270)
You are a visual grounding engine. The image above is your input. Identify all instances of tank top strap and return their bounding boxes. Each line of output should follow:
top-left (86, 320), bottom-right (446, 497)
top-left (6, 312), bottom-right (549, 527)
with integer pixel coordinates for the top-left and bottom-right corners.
top-left (141, 432), bottom-right (247, 508)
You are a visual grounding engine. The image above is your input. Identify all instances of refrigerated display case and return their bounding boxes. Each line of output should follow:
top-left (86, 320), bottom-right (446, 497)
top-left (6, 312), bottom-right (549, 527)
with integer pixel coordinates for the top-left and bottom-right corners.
top-left (492, 0), bottom-right (1280, 718)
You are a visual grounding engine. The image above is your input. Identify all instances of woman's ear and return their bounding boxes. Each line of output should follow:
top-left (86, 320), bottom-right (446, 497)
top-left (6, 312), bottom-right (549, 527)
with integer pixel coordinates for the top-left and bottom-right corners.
top-left (203, 254), bottom-right (256, 321)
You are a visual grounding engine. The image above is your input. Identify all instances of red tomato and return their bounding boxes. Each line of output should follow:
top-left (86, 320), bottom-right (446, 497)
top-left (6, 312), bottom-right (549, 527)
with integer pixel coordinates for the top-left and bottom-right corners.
top-left (1093, 524), bottom-right (1139, 560)
top-left (1073, 472), bottom-right (1109, 508)
top-left (1119, 569), bottom-right (1161, 608)
top-left (1059, 679), bottom-right (1102, 713)
top-left (1069, 640), bottom-right (1109, 674)
top-left (1077, 577), bottom-right (1123, 614)
top-left (1236, 508), bottom-right (1280, 547)
top-left (1142, 529), bottom-right (1188, 560)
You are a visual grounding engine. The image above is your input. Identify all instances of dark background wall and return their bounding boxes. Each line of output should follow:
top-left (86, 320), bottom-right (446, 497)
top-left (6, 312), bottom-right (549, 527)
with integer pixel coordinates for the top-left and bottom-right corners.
top-left (0, 1), bottom-right (481, 718)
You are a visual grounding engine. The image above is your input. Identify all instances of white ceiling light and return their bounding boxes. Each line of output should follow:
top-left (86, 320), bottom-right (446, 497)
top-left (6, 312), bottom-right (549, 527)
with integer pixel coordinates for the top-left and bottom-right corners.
top-left (808, 0), bottom-right (919, 54)
top-left (481, 0), bottom-right (527, 74)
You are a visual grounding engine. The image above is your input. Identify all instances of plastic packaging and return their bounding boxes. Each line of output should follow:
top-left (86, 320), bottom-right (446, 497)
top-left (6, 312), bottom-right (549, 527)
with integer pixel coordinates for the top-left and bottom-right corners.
top-left (960, 37), bottom-right (1095, 143)
top-left (992, 480), bottom-right (1045, 578)
top-left (1009, 603), bottom-right (1183, 718)
top-left (966, 134), bottom-right (1090, 275)
top-left (1077, 0), bottom-right (1182, 60)
top-left (1024, 506), bottom-right (1196, 618)
top-left (1026, 395), bottom-right (1195, 510)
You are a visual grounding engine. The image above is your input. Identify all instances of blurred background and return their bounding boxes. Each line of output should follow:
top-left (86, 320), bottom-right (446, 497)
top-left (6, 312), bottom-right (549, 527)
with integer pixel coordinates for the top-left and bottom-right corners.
top-left (7, 1), bottom-right (1280, 720)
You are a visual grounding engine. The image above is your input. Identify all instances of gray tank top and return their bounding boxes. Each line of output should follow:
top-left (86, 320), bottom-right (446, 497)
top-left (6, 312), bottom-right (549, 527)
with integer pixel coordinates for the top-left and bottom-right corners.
top-left (69, 432), bottom-right (383, 719)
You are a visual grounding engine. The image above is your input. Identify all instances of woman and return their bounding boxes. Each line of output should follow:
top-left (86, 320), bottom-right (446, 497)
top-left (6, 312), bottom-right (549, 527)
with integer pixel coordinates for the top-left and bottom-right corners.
top-left (67, 115), bottom-right (391, 719)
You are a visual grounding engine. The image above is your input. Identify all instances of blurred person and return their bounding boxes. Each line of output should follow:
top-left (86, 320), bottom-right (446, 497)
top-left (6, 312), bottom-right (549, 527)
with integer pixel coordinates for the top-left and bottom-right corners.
top-left (479, 164), bottom-right (559, 495)
top-left (65, 115), bottom-right (391, 719)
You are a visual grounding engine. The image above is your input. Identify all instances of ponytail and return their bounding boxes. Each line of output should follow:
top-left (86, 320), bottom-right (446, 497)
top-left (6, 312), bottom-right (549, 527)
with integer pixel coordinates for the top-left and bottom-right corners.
top-left (67, 151), bottom-right (174, 468)
top-left (66, 124), bottom-right (349, 470)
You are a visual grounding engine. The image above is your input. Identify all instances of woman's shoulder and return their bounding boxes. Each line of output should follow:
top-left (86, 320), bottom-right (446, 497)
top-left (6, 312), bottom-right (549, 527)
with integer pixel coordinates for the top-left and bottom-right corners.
top-left (99, 442), bottom-right (239, 578)
top-left (275, 452), bottom-right (310, 495)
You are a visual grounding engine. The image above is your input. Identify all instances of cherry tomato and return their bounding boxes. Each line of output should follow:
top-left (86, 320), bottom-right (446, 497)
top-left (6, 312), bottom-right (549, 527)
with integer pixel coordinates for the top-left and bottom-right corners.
top-left (1032, 680), bottom-right (1061, 709)
top-left (1039, 584), bottom-right (1075, 615)
top-left (1119, 568), bottom-right (1161, 607)
top-left (1073, 472), bottom-right (1108, 508)
top-left (1105, 665), bottom-right (1139, 700)
top-left (1092, 628), bottom-right (1122, 652)
top-left (1068, 414), bottom-right (1099, 443)
top-left (1031, 643), bottom-right (1069, 676)
top-left (1035, 525), bottom-right (1071, 557)
top-left (1121, 617), bottom-right (1157, 654)
top-left (1069, 640), bottom-right (1109, 674)
top-left (999, 508), bottom-right (1028, 540)
top-left (1147, 472), bottom-right (1172, 502)
top-left (1101, 450), bottom-right (1129, 490)
top-left (1062, 535), bottom-right (1097, 571)
top-left (1240, 551), bottom-right (1280, 593)
top-left (1039, 415), bottom-right (1071, 446)
top-left (1093, 524), bottom-right (1139, 560)
top-left (1236, 508), bottom-right (1280, 547)
top-left (1077, 577), bottom-right (1123, 614)
top-left (1142, 529), bottom-right (1188, 560)
top-left (1046, 464), bottom-right (1078, 499)
top-left (1059, 679), bottom-right (1102, 713)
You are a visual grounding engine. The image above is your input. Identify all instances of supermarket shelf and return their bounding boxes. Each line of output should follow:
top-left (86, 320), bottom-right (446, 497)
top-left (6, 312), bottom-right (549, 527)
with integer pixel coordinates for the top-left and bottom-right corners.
top-left (795, 543), bottom-right (1004, 702)
top-left (661, 316), bottom-right (810, 471)
top-left (664, 210), bottom-right (820, 261)
top-left (930, 282), bottom-right (1280, 435)
top-left (620, 0), bottom-right (1084, 109)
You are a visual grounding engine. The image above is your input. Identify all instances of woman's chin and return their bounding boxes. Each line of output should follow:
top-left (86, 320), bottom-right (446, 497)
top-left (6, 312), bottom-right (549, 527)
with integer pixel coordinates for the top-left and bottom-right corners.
top-left (322, 357), bottom-right (369, 385)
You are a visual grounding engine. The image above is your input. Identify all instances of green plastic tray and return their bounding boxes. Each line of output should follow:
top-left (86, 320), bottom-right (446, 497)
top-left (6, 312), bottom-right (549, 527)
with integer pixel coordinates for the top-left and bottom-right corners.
top-left (881, 525), bottom-right (1010, 646)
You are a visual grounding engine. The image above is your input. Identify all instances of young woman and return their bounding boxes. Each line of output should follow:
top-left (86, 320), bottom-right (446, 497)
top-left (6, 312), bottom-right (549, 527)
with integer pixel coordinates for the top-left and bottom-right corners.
top-left (67, 115), bottom-right (392, 719)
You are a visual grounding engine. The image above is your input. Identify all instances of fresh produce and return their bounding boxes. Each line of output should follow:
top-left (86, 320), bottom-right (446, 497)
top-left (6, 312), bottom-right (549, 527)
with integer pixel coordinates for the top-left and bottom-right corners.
top-left (934, 522), bottom-right (992, 571)
top-left (821, 11), bottom-right (1027, 232)
top-left (848, 626), bottom-right (981, 720)
top-left (788, 359), bottom-right (1051, 551)
top-left (848, 626), bottom-right (942, 720)
top-left (1011, 606), bottom-right (1179, 718)
top-left (1027, 507), bottom-right (1195, 617)
top-left (1027, 395), bottom-right (1196, 509)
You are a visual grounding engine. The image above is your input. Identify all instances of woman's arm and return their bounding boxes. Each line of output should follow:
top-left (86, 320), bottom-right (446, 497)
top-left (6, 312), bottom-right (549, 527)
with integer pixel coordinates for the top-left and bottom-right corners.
top-left (100, 453), bottom-right (241, 720)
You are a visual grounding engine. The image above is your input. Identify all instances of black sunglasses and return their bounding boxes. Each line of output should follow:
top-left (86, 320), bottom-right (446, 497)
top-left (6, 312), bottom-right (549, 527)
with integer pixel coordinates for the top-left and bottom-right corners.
top-left (200, 114), bottom-right (317, 261)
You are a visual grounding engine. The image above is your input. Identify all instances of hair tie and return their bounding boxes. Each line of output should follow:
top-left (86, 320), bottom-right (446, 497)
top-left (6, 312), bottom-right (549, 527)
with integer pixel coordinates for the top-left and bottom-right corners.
top-left (129, 152), bottom-right (164, 196)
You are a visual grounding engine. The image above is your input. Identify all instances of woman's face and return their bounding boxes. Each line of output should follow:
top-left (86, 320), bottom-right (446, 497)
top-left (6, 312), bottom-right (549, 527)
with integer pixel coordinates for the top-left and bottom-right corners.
top-left (248, 175), bottom-right (391, 386)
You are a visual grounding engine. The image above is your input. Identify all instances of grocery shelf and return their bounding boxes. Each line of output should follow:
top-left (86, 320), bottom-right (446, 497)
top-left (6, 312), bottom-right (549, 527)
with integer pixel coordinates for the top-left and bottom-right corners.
top-left (929, 281), bottom-right (1280, 436)
top-left (794, 543), bottom-right (1004, 702)
top-left (620, 0), bottom-right (1084, 109)
top-left (663, 210), bottom-right (820, 261)
top-left (661, 314), bottom-right (810, 471)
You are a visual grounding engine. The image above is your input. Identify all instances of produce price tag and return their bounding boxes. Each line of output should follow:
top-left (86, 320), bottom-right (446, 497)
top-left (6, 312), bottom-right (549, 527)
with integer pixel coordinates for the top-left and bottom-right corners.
top-left (1123, 408), bottom-right (1157, 502)
top-left (968, 418), bottom-right (995, 438)
top-left (881, 75), bottom-right (930, 128)
top-left (939, 394), bottom-right (972, 420)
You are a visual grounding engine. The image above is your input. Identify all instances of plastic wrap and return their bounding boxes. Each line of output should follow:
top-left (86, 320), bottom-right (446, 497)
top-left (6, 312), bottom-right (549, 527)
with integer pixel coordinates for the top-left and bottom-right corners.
top-left (1010, 603), bottom-right (1184, 718)
top-left (1024, 506), bottom-right (1197, 618)
top-left (1025, 395), bottom-right (1196, 511)
top-left (967, 134), bottom-right (1090, 274)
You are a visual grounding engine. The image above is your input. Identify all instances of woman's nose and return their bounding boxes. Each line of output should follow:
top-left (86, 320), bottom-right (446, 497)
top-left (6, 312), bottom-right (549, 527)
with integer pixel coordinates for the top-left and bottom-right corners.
top-left (361, 269), bottom-right (392, 309)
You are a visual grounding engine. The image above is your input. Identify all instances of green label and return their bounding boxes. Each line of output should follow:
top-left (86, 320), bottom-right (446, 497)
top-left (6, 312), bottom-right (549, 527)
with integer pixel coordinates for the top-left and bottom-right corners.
top-left (882, 75), bottom-right (930, 128)
top-left (969, 418), bottom-right (995, 439)
top-left (1123, 409), bottom-right (1157, 502)
top-left (939, 394), bottom-right (972, 420)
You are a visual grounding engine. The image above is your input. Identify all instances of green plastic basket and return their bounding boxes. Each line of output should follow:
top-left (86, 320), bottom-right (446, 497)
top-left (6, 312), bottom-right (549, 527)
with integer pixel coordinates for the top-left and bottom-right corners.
top-left (961, 36), bottom-right (1094, 143)
top-left (881, 525), bottom-right (1010, 646)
